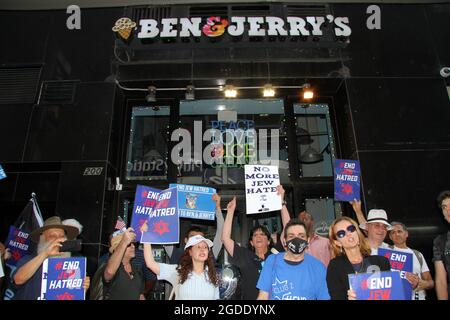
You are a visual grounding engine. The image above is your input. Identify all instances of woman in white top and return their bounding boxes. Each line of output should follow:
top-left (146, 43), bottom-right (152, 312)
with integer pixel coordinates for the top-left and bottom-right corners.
top-left (143, 235), bottom-right (219, 300)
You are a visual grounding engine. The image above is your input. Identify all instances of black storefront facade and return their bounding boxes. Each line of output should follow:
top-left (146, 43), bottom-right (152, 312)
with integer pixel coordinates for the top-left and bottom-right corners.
top-left (1, 1), bottom-right (450, 299)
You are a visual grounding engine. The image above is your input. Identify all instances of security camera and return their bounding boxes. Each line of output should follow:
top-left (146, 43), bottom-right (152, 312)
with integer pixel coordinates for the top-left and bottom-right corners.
top-left (440, 67), bottom-right (450, 78)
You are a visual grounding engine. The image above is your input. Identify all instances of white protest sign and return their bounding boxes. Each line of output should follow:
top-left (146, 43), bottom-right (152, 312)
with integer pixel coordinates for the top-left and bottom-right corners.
top-left (244, 165), bottom-right (281, 214)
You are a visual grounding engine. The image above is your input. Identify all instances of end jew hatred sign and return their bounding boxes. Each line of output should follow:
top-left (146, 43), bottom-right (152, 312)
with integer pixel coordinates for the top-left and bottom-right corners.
top-left (41, 257), bottom-right (86, 300)
top-left (0, 164), bottom-right (6, 180)
top-left (244, 165), bottom-right (281, 214)
top-left (378, 248), bottom-right (413, 300)
top-left (131, 185), bottom-right (162, 242)
top-left (334, 159), bottom-right (361, 201)
top-left (170, 184), bottom-right (216, 220)
top-left (348, 271), bottom-right (407, 300)
top-left (5, 226), bottom-right (31, 268)
top-left (140, 187), bottom-right (179, 244)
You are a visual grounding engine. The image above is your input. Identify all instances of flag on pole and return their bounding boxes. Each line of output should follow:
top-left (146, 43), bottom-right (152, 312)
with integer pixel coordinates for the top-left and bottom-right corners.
top-left (14, 193), bottom-right (44, 232)
top-left (114, 217), bottom-right (126, 230)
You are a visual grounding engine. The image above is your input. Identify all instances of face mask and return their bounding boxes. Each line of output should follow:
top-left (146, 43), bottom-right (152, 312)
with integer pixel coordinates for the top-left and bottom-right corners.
top-left (286, 237), bottom-right (308, 254)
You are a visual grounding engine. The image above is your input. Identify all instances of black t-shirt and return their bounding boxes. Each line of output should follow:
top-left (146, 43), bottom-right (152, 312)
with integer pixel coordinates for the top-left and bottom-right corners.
top-left (433, 230), bottom-right (450, 295)
top-left (229, 242), bottom-right (271, 300)
top-left (103, 263), bottom-right (144, 300)
top-left (326, 255), bottom-right (391, 300)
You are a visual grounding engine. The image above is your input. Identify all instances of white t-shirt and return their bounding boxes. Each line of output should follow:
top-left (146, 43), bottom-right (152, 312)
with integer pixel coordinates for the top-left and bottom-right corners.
top-left (158, 263), bottom-right (219, 300)
top-left (393, 246), bottom-right (429, 300)
top-left (370, 242), bottom-right (390, 255)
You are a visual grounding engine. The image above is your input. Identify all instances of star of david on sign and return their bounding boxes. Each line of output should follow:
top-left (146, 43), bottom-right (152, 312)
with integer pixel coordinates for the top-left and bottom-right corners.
top-left (153, 220), bottom-right (170, 236)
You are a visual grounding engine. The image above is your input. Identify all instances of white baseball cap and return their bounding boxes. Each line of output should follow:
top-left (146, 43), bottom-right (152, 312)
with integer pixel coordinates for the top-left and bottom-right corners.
top-left (360, 209), bottom-right (393, 230)
top-left (184, 235), bottom-right (213, 251)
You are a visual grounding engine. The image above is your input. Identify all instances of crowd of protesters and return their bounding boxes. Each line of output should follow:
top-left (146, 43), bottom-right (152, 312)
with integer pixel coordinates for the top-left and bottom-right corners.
top-left (1, 189), bottom-right (449, 300)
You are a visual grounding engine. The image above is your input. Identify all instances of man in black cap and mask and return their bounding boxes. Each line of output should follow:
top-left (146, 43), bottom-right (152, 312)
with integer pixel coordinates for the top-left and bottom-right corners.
top-left (12, 216), bottom-right (89, 300)
top-left (256, 219), bottom-right (330, 300)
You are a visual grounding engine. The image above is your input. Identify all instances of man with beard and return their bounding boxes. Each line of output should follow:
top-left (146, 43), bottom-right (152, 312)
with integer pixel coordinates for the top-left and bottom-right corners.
top-left (257, 219), bottom-right (330, 300)
top-left (277, 185), bottom-right (331, 266)
top-left (12, 216), bottom-right (90, 300)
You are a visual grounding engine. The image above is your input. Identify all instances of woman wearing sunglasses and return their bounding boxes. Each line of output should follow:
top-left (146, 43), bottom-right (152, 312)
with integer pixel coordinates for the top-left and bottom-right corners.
top-left (326, 217), bottom-right (390, 300)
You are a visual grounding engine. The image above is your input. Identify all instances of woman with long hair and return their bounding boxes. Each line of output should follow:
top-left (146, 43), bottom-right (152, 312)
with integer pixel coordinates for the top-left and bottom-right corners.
top-left (326, 216), bottom-right (390, 300)
top-left (143, 235), bottom-right (219, 300)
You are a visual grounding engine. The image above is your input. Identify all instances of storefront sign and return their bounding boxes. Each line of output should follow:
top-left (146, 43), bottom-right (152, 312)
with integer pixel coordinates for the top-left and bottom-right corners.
top-left (112, 15), bottom-right (351, 42)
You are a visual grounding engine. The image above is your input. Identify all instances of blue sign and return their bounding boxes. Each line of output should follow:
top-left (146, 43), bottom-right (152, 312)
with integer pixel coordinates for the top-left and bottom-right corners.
top-left (41, 257), bottom-right (86, 300)
top-left (0, 164), bottom-right (6, 180)
top-left (131, 185), bottom-right (162, 242)
top-left (170, 184), bottom-right (217, 220)
top-left (140, 187), bottom-right (179, 244)
top-left (5, 226), bottom-right (31, 268)
top-left (378, 248), bottom-right (413, 300)
top-left (348, 271), bottom-right (407, 300)
top-left (334, 159), bottom-right (361, 202)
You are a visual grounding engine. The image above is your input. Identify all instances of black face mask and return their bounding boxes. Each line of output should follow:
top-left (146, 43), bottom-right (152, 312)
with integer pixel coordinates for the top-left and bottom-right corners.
top-left (286, 237), bottom-right (308, 254)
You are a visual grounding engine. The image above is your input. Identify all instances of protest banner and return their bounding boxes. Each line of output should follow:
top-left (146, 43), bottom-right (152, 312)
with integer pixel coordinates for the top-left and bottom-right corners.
top-left (131, 185), bottom-right (162, 241)
top-left (334, 159), bottom-right (361, 201)
top-left (139, 187), bottom-right (179, 244)
top-left (244, 165), bottom-right (281, 214)
top-left (41, 257), bottom-right (86, 300)
top-left (348, 271), bottom-right (407, 300)
top-left (0, 164), bottom-right (6, 180)
top-left (378, 247), bottom-right (413, 300)
top-left (170, 184), bottom-right (216, 220)
top-left (5, 226), bottom-right (31, 268)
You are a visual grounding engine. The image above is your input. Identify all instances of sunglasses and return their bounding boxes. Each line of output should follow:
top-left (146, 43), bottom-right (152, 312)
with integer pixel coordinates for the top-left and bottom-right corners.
top-left (127, 241), bottom-right (138, 247)
top-left (336, 225), bottom-right (357, 239)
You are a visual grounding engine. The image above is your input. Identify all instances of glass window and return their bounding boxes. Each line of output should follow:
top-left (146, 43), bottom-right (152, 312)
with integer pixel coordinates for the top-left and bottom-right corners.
top-left (176, 99), bottom-right (289, 185)
top-left (126, 106), bottom-right (170, 180)
top-left (294, 104), bottom-right (336, 177)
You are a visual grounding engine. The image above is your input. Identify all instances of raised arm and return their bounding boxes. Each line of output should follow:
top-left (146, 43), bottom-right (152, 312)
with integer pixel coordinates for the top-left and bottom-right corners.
top-left (221, 196), bottom-right (236, 257)
top-left (14, 237), bottom-right (65, 285)
top-left (104, 228), bottom-right (135, 282)
top-left (143, 243), bottom-right (160, 276)
top-left (277, 185), bottom-right (291, 228)
top-left (212, 193), bottom-right (224, 259)
top-left (350, 199), bottom-right (366, 226)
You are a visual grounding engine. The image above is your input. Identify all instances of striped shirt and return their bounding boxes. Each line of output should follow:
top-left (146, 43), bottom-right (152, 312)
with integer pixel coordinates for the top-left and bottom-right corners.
top-left (158, 263), bottom-right (219, 300)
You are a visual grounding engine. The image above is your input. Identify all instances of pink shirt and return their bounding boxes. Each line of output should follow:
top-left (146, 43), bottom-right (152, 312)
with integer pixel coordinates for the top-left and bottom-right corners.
top-left (306, 233), bottom-right (331, 267)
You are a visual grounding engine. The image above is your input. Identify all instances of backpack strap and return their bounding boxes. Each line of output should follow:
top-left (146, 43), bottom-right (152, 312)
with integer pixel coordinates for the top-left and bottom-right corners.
top-left (411, 249), bottom-right (424, 270)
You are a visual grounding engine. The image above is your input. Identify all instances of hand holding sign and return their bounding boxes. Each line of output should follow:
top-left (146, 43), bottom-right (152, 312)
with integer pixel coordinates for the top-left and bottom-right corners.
top-left (212, 193), bottom-right (221, 209)
top-left (276, 185), bottom-right (285, 203)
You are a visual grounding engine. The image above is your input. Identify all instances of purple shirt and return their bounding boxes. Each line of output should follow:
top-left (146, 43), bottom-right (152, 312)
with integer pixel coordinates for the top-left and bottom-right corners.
top-left (306, 234), bottom-right (331, 267)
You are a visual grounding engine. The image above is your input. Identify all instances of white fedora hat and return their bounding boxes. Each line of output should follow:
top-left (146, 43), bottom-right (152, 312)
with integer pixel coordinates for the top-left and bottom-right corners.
top-left (360, 209), bottom-right (393, 230)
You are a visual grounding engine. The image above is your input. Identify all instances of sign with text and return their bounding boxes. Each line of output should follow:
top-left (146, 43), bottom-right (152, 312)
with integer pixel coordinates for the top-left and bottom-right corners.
top-left (131, 185), bottom-right (162, 242)
top-left (41, 257), bottom-right (86, 300)
top-left (334, 159), bottom-right (361, 201)
top-left (5, 226), bottom-right (31, 268)
top-left (139, 187), bottom-right (179, 244)
top-left (169, 184), bottom-right (216, 220)
top-left (244, 165), bottom-right (281, 214)
top-left (348, 271), bottom-right (407, 300)
top-left (378, 248), bottom-right (413, 300)
top-left (0, 164), bottom-right (6, 180)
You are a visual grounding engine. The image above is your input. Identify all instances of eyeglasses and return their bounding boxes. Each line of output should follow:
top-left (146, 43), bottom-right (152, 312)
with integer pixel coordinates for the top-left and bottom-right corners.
top-left (336, 225), bottom-right (357, 239)
top-left (127, 241), bottom-right (138, 247)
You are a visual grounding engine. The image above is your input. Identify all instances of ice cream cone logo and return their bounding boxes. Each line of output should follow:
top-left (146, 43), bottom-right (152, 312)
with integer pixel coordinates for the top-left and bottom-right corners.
top-left (112, 17), bottom-right (137, 40)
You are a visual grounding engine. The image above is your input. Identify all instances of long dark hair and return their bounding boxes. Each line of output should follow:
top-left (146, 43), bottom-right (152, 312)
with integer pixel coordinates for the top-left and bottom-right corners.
top-left (176, 247), bottom-right (219, 286)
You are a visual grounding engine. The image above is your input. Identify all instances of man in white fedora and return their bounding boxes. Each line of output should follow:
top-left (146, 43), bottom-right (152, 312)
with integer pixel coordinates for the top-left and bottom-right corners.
top-left (350, 200), bottom-right (393, 255)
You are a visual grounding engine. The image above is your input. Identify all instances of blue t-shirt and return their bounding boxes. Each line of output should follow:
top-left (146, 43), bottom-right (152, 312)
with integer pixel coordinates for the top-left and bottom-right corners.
top-left (257, 253), bottom-right (330, 300)
top-left (11, 254), bottom-right (42, 300)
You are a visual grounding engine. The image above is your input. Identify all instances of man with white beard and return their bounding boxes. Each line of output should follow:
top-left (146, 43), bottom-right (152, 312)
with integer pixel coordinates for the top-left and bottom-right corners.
top-left (12, 216), bottom-right (90, 300)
